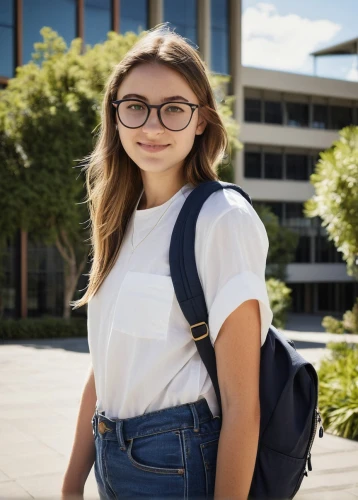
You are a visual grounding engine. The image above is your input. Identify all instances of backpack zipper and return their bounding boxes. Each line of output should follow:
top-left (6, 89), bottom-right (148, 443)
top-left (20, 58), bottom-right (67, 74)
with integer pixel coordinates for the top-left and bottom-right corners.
top-left (292, 407), bottom-right (325, 498)
top-left (304, 407), bottom-right (324, 476)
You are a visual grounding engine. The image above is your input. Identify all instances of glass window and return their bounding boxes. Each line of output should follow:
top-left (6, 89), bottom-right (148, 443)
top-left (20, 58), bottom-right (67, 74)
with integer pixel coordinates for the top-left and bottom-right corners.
top-left (264, 153), bottom-right (282, 179)
top-left (244, 152), bottom-right (261, 178)
top-left (294, 235), bottom-right (311, 263)
top-left (285, 202), bottom-right (311, 228)
top-left (84, 0), bottom-right (111, 46)
top-left (290, 283), bottom-right (306, 313)
top-left (264, 101), bottom-right (283, 124)
top-left (245, 99), bottom-right (261, 122)
top-left (311, 152), bottom-right (320, 175)
top-left (315, 234), bottom-right (343, 263)
top-left (120, 0), bottom-right (148, 34)
top-left (211, 0), bottom-right (229, 74)
top-left (0, 0), bottom-right (14, 77)
top-left (312, 104), bottom-right (328, 129)
top-left (338, 282), bottom-right (358, 312)
top-left (265, 202), bottom-right (283, 222)
top-left (286, 154), bottom-right (309, 181)
top-left (164, 0), bottom-right (196, 45)
top-left (1, 236), bottom-right (17, 318)
top-left (255, 201), bottom-right (283, 223)
top-left (330, 105), bottom-right (353, 130)
top-left (23, 0), bottom-right (76, 64)
top-left (28, 239), bottom-right (64, 317)
top-left (317, 283), bottom-right (335, 312)
top-left (286, 102), bottom-right (309, 127)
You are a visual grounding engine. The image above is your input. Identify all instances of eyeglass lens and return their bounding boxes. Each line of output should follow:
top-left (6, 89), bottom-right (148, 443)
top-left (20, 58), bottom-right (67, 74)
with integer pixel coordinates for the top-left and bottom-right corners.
top-left (117, 100), bottom-right (193, 130)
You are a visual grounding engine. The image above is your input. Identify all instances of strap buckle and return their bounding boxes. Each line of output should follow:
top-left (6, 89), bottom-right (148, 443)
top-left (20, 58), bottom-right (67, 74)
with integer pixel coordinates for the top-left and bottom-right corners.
top-left (190, 322), bottom-right (209, 341)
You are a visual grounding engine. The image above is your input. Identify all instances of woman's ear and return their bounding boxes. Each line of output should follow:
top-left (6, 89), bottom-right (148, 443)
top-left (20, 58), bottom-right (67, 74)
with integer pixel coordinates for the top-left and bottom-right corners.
top-left (195, 111), bottom-right (207, 135)
top-left (195, 116), bottom-right (207, 136)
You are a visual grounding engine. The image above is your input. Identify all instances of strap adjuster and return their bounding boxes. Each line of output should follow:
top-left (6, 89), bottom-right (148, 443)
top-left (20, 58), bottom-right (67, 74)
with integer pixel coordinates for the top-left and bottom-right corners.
top-left (190, 322), bottom-right (209, 341)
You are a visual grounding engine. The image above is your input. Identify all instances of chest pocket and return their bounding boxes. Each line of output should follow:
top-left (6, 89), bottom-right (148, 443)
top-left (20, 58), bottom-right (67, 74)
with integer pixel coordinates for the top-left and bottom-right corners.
top-left (112, 271), bottom-right (175, 340)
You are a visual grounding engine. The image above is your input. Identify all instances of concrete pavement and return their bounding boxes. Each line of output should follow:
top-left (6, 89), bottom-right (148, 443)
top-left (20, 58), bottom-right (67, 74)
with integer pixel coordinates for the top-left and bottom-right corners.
top-left (0, 314), bottom-right (357, 499)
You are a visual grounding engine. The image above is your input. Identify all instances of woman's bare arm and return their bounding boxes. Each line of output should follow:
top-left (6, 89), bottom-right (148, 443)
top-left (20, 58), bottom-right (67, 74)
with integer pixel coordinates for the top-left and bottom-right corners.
top-left (61, 363), bottom-right (97, 498)
top-left (213, 299), bottom-right (262, 500)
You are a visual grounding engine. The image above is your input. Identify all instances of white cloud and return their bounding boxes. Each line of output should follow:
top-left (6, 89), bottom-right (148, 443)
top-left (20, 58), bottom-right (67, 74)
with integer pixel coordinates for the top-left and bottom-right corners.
top-left (242, 3), bottom-right (342, 72)
top-left (346, 61), bottom-right (358, 81)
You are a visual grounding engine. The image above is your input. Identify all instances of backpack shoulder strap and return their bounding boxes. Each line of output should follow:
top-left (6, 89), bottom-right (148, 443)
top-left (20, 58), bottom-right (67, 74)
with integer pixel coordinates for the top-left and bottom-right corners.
top-left (169, 180), bottom-right (253, 413)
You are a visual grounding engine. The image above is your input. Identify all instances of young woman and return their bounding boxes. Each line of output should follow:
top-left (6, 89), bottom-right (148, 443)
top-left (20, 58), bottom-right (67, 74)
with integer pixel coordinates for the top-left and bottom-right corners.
top-left (62, 25), bottom-right (273, 500)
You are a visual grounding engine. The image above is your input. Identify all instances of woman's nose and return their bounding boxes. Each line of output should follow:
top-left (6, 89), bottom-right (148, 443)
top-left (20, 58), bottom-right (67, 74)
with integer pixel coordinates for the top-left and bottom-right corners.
top-left (142, 108), bottom-right (164, 132)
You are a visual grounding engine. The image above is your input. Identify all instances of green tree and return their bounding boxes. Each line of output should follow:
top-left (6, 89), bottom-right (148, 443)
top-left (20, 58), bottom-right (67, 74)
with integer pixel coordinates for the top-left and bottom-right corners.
top-left (0, 27), bottom-right (242, 319)
top-left (304, 126), bottom-right (358, 279)
top-left (253, 203), bottom-right (299, 281)
top-left (0, 29), bottom-right (99, 318)
top-left (266, 278), bottom-right (292, 329)
top-left (208, 74), bottom-right (241, 182)
top-left (0, 129), bottom-right (27, 245)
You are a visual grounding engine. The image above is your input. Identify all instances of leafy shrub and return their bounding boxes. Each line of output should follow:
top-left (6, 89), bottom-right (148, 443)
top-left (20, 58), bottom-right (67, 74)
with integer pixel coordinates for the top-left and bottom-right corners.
top-left (317, 342), bottom-right (358, 440)
top-left (266, 278), bottom-right (292, 330)
top-left (0, 317), bottom-right (87, 340)
top-left (322, 316), bottom-right (345, 334)
top-left (322, 297), bottom-right (358, 334)
top-left (342, 297), bottom-right (358, 333)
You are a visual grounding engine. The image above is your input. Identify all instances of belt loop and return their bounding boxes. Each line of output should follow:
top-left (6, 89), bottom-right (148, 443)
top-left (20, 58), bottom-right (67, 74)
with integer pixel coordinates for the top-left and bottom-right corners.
top-left (189, 403), bottom-right (200, 433)
top-left (116, 420), bottom-right (127, 451)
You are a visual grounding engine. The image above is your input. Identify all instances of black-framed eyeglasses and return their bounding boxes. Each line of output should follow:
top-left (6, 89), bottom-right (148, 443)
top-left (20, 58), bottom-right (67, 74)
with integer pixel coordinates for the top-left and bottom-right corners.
top-left (111, 98), bottom-right (200, 132)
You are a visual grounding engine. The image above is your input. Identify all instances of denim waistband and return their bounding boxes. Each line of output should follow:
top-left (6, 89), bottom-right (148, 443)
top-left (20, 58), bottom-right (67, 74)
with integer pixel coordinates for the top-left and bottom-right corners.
top-left (92, 398), bottom-right (219, 448)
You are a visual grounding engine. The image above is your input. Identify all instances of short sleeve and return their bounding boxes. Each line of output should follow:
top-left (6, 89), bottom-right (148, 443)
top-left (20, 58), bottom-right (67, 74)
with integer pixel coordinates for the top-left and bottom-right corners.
top-left (195, 202), bottom-right (273, 348)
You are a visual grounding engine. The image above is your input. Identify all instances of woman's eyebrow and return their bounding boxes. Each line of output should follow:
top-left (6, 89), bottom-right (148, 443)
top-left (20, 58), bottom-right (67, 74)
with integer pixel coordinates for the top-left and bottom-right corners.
top-left (121, 93), bottom-right (190, 103)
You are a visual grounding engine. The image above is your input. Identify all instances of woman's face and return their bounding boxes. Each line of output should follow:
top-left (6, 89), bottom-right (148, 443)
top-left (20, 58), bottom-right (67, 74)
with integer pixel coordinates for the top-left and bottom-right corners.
top-left (114, 62), bottom-right (206, 177)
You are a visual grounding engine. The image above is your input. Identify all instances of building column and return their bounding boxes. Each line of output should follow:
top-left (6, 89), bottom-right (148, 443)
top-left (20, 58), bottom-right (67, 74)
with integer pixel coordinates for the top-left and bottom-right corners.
top-left (112, 0), bottom-right (119, 32)
top-left (304, 283), bottom-right (311, 313)
top-left (308, 95), bottom-right (313, 128)
top-left (148, 0), bottom-right (163, 28)
top-left (310, 232), bottom-right (316, 263)
top-left (229, 0), bottom-right (243, 185)
top-left (335, 282), bottom-right (340, 313)
top-left (197, 0), bottom-right (211, 69)
top-left (14, 0), bottom-right (28, 318)
top-left (20, 230), bottom-right (28, 318)
top-left (15, 0), bottom-right (22, 68)
top-left (313, 283), bottom-right (318, 313)
top-left (77, 0), bottom-right (84, 53)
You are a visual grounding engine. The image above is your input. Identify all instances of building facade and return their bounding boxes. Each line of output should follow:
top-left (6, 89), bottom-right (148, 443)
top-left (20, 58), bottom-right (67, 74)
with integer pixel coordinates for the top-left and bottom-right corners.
top-left (1, 0), bottom-right (357, 318)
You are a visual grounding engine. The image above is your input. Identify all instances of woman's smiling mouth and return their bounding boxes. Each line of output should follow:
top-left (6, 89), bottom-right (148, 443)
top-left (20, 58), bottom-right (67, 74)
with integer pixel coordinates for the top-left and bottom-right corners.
top-left (137, 142), bottom-right (170, 153)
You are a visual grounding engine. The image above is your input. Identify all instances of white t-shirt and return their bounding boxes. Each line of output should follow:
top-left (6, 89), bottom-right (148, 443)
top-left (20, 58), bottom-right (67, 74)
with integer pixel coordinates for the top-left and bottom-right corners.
top-left (87, 181), bottom-right (273, 419)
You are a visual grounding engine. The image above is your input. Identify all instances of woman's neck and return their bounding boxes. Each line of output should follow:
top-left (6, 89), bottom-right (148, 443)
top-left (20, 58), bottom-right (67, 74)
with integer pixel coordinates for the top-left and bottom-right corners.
top-left (138, 178), bottom-right (187, 210)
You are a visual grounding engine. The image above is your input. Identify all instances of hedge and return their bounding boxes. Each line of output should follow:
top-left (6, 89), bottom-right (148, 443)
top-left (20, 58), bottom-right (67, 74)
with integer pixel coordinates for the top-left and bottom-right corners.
top-left (0, 317), bottom-right (87, 340)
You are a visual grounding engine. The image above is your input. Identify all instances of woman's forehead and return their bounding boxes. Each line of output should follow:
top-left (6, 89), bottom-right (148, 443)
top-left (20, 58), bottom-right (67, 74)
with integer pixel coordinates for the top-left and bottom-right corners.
top-left (116, 63), bottom-right (196, 101)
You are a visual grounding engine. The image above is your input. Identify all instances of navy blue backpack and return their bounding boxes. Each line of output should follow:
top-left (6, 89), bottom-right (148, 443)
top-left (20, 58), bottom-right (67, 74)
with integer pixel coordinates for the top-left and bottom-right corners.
top-left (169, 180), bottom-right (324, 499)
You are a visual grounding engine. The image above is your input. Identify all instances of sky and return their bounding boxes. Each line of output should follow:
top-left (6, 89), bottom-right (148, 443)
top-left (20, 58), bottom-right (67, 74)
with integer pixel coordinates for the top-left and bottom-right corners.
top-left (242, 0), bottom-right (358, 81)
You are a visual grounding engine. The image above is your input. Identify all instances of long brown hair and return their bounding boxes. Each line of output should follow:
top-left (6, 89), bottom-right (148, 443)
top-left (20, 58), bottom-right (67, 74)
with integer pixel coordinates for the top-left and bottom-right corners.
top-left (71, 24), bottom-right (229, 310)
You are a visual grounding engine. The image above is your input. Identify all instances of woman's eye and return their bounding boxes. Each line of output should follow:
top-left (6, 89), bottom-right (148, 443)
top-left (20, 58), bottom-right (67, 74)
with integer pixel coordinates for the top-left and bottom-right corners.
top-left (166, 106), bottom-right (184, 113)
top-left (128, 104), bottom-right (143, 111)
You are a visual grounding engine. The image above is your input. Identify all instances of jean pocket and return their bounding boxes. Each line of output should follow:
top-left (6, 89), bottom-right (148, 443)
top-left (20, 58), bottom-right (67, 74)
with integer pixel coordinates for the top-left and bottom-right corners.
top-left (126, 430), bottom-right (185, 475)
top-left (112, 271), bottom-right (174, 340)
top-left (200, 437), bottom-right (219, 499)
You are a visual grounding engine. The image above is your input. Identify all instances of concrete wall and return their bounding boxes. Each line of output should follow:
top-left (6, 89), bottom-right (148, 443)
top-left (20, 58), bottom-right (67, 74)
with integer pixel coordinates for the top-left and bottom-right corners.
top-left (286, 263), bottom-right (355, 283)
top-left (240, 179), bottom-right (315, 202)
top-left (242, 66), bottom-right (358, 99)
top-left (241, 123), bottom-right (339, 150)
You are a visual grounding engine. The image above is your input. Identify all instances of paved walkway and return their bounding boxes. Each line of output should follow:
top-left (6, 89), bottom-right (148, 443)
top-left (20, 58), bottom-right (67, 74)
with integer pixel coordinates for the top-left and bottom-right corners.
top-left (0, 313), bottom-right (357, 499)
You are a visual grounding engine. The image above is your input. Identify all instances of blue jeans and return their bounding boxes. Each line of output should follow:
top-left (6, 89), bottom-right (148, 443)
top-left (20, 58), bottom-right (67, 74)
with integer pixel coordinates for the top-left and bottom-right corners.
top-left (91, 397), bottom-right (222, 499)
